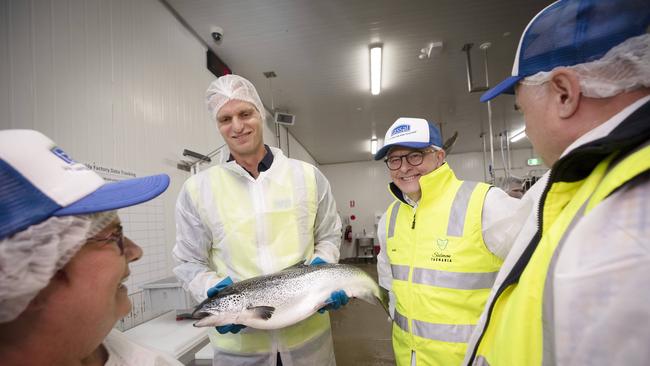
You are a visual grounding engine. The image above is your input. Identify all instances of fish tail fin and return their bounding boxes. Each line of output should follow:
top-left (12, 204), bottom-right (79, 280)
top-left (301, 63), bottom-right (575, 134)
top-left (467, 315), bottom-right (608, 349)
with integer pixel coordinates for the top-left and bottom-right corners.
top-left (357, 285), bottom-right (390, 316)
top-left (377, 286), bottom-right (390, 316)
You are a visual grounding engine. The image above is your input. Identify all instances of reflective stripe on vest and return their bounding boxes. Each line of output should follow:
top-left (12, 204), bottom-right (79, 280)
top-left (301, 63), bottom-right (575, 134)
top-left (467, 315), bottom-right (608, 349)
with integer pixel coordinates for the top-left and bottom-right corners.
top-left (392, 264), bottom-right (410, 281)
top-left (395, 309), bottom-right (409, 332)
top-left (447, 181), bottom-right (478, 236)
top-left (412, 268), bottom-right (498, 290)
top-left (412, 320), bottom-right (475, 344)
top-left (395, 309), bottom-right (476, 343)
top-left (387, 202), bottom-right (401, 238)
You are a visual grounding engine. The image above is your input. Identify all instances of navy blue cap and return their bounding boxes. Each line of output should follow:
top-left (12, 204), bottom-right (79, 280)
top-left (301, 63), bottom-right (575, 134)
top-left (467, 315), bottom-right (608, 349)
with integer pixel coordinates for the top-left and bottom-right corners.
top-left (481, 0), bottom-right (650, 102)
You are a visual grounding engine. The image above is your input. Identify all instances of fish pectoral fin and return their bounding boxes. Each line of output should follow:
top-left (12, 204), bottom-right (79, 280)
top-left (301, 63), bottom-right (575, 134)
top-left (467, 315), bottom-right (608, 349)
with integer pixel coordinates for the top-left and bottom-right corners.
top-left (247, 306), bottom-right (275, 320)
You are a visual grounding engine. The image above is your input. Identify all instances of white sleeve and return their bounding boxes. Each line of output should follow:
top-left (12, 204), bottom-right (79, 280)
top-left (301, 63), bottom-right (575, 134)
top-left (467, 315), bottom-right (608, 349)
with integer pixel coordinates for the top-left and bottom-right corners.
top-left (553, 177), bottom-right (650, 365)
top-left (481, 187), bottom-right (533, 260)
top-left (376, 212), bottom-right (396, 318)
top-left (311, 168), bottom-right (343, 264)
top-left (172, 181), bottom-right (227, 302)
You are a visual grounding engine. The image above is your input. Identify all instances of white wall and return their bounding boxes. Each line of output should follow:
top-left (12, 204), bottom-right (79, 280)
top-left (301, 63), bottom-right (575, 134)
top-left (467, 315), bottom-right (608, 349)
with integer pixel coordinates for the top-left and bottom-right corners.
top-left (446, 147), bottom-right (549, 183)
top-left (262, 121), bottom-right (317, 166)
top-left (319, 160), bottom-right (393, 258)
top-left (0, 0), bottom-right (319, 328)
top-left (320, 147), bottom-right (548, 258)
top-left (0, 0), bottom-right (221, 329)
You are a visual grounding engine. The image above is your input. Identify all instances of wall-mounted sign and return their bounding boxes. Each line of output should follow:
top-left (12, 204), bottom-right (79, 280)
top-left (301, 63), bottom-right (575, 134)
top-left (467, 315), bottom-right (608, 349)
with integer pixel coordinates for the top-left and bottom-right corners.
top-left (527, 157), bottom-right (542, 166)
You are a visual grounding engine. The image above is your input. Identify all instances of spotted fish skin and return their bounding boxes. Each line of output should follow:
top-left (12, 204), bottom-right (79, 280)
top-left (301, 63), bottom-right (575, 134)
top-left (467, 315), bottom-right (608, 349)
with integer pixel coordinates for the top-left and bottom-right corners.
top-left (192, 263), bottom-right (389, 329)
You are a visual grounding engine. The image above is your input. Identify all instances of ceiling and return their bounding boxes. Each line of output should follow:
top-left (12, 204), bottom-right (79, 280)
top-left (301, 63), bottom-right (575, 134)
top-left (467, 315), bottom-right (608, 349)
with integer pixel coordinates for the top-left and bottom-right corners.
top-left (164, 0), bottom-right (551, 165)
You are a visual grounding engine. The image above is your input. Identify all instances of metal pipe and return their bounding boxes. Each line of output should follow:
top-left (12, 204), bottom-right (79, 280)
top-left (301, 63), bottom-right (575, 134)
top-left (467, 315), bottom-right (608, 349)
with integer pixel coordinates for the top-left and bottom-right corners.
top-left (286, 126), bottom-right (290, 158)
top-left (480, 42), bottom-right (495, 183)
top-left (182, 149), bottom-right (211, 163)
top-left (486, 100), bottom-right (495, 183)
top-left (499, 132), bottom-right (510, 186)
top-left (505, 130), bottom-right (512, 171)
top-left (266, 74), bottom-right (281, 150)
top-left (481, 132), bottom-right (488, 182)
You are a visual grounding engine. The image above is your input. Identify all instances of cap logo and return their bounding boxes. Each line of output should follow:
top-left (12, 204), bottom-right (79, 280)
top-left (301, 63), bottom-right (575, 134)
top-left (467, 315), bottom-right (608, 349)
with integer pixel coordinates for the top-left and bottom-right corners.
top-left (51, 147), bottom-right (76, 164)
top-left (391, 124), bottom-right (410, 136)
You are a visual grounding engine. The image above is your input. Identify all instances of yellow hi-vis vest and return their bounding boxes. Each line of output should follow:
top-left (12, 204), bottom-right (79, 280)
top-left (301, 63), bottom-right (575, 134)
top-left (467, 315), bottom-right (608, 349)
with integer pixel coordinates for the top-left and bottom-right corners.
top-left (185, 154), bottom-right (330, 355)
top-left (471, 143), bottom-right (650, 366)
top-left (385, 163), bottom-right (502, 366)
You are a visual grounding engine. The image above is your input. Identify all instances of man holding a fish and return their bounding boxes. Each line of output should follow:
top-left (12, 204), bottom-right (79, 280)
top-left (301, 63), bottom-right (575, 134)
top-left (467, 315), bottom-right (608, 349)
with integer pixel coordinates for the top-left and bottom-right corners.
top-left (172, 74), bottom-right (343, 366)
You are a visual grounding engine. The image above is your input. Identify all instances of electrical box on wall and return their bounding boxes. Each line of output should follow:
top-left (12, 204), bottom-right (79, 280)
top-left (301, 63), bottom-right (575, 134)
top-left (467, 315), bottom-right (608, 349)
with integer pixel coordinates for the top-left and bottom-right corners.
top-left (274, 112), bottom-right (295, 126)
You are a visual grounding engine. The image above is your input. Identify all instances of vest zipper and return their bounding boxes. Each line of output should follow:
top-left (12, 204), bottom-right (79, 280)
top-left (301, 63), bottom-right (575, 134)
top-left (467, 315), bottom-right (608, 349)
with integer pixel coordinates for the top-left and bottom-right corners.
top-left (411, 214), bottom-right (416, 229)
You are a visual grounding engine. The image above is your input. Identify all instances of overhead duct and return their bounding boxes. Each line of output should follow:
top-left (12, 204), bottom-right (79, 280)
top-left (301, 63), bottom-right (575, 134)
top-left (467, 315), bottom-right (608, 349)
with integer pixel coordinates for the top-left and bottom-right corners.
top-left (462, 42), bottom-right (495, 183)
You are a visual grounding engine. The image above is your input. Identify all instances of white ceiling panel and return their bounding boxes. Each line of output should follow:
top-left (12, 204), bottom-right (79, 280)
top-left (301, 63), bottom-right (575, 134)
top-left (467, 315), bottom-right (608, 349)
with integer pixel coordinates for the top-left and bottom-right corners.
top-left (164, 0), bottom-right (551, 164)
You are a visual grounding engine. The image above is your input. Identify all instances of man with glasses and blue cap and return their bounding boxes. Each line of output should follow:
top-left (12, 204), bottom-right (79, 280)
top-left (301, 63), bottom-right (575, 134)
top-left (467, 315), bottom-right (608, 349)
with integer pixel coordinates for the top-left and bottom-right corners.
top-left (463, 0), bottom-right (650, 365)
top-left (0, 130), bottom-right (176, 365)
top-left (373, 117), bottom-right (524, 366)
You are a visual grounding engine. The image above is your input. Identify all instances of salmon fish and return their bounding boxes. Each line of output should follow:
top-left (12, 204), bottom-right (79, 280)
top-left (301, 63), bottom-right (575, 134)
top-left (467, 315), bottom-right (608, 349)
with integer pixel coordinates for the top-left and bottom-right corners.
top-left (192, 263), bottom-right (389, 329)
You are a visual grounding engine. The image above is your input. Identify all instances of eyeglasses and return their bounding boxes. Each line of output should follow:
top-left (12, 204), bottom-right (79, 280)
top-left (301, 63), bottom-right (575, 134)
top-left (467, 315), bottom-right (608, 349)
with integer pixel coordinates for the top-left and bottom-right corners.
top-left (384, 149), bottom-right (435, 171)
top-left (86, 225), bottom-right (125, 255)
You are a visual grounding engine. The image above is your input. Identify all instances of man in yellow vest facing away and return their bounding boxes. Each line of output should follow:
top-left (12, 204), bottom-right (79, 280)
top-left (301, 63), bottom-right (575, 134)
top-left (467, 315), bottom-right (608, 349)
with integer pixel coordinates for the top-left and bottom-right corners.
top-left (464, 0), bottom-right (650, 365)
top-left (374, 118), bottom-right (524, 366)
top-left (173, 75), bottom-right (345, 366)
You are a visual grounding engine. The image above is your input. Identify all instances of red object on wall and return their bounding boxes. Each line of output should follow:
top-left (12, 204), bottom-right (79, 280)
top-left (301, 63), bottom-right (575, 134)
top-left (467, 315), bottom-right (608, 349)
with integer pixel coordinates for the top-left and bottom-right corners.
top-left (350, 214), bottom-right (356, 221)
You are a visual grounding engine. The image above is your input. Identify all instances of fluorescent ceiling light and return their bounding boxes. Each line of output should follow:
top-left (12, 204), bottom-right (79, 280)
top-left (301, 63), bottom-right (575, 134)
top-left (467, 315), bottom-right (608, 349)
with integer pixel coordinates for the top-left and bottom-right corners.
top-left (510, 127), bottom-right (527, 143)
top-left (370, 137), bottom-right (378, 154)
top-left (370, 46), bottom-right (382, 95)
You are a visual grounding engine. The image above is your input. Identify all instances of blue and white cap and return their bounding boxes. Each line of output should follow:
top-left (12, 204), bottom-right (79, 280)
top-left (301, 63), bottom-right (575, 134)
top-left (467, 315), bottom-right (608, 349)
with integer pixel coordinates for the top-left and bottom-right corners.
top-left (374, 117), bottom-right (442, 160)
top-left (480, 0), bottom-right (650, 103)
top-left (0, 130), bottom-right (170, 240)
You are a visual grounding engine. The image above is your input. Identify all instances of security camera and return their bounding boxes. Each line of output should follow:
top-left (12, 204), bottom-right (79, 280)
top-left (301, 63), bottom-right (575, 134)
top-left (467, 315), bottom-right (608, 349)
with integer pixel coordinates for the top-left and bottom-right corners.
top-left (210, 26), bottom-right (223, 43)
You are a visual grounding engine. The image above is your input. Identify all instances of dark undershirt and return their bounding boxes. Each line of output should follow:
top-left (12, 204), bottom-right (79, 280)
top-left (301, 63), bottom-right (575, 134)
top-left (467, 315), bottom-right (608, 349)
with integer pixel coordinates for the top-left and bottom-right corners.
top-left (227, 144), bottom-right (274, 177)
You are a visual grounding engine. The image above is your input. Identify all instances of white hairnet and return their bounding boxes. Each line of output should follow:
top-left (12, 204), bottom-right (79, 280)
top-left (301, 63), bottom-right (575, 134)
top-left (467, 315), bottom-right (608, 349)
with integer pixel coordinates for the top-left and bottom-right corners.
top-left (206, 74), bottom-right (266, 122)
top-left (0, 211), bottom-right (117, 323)
top-left (522, 34), bottom-right (650, 98)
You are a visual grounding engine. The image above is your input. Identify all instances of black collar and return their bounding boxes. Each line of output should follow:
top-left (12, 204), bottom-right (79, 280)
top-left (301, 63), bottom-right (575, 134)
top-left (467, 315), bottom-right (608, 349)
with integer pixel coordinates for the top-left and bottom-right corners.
top-left (227, 144), bottom-right (274, 177)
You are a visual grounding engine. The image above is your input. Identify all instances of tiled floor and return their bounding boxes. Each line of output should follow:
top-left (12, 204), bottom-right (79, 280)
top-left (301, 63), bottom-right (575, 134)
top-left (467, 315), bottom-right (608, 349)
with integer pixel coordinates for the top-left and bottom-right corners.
top-left (330, 260), bottom-right (395, 366)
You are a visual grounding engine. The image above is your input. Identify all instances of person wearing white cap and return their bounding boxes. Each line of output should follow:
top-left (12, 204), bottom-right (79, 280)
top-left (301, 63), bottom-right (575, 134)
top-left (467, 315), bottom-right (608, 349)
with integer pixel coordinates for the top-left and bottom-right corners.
top-left (373, 117), bottom-right (524, 366)
top-left (463, 0), bottom-right (650, 365)
top-left (172, 74), bottom-right (343, 366)
top-left (0, 130), bottom-right (175, 365)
